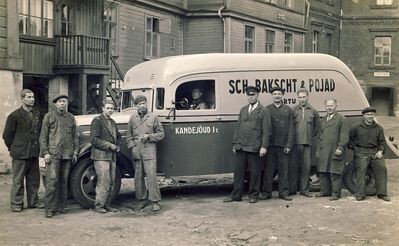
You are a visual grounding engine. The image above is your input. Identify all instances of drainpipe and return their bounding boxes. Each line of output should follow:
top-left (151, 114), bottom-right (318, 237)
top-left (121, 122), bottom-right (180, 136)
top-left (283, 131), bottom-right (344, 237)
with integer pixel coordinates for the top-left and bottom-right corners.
top-left (304, 0), bottom-right (310, 28)
top-left (218, 5), bottom-right (226, 53)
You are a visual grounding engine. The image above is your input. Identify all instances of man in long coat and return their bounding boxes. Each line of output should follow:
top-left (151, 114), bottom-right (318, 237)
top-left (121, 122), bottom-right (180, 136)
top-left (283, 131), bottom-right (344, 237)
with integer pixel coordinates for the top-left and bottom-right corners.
top-left (317, 98), bottom-right (349, 201)
top-left (223, 86), bottom-right (271, 203)
top-left (3, 89), bottom-right (42, 212)
top-left (90, 100), bottom-right (122, 213)
top-left (126, 95), bottom-right (164, 211)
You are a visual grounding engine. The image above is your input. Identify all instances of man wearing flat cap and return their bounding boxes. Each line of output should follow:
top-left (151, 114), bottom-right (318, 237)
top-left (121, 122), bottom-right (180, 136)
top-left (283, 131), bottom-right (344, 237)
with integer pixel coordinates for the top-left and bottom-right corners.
top-left (126, 95), bottom-right (164, 211)
top-left (349, 107), bottom-right (390, 202)
top-left (39, 94), bottom-right (79, 218)
top-left (261, 86), bottom-right (294, 201)
top-left (224, 86), bottom-right (271, 203)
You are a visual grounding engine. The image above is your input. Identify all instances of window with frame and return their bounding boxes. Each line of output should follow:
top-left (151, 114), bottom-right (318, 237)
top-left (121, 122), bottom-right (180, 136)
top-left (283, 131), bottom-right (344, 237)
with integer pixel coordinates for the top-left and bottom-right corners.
top-left (145, 17), bottom-right (160, 59)
top-left (245, 25), bottom-right (255, 53)
top-left (175, 80), bottom-right (216, 110)
top-left (284, 32), bottom-right (293, 53)
top-left (18, 0), bottom-right (54, 38)
top-left (265, 29), bottom-right (275, 53)
top-left (104, 2), bottom-right (119, 56)
top-left (376, 0), bottom-right (393, 5)
top-left (327, 33), bottom-right (332, 55)
top-left (312, 31), bottom-right (319, 53)
top-left (374, 37), bottom-right (391, 66)
top-left (61, 5), bottom-right (73, 35)
top-left (286, 0), bottom-right (294, 8)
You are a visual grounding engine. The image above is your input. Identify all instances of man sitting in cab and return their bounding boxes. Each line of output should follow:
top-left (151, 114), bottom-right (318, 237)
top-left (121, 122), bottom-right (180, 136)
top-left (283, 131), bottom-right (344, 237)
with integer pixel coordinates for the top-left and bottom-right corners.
top-left (189, 87), bottom-right (208, 110)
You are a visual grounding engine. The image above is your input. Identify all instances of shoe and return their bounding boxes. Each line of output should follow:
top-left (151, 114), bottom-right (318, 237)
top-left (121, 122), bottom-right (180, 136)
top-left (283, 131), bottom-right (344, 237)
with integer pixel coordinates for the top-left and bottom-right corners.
top-left (249, 198), bottom-right (258, 203)
top-left (94, 207), bottom-right (107, 213)
top-left (45, 211), bottom-right (54, 218)
top-left (259, 193), bottom-right (271, 200)
top-left (355, 196), bottom-right (365, 201)
top-left (223, 197), bottom-right (242, 202)
top-left (315, 192), bottom-right (329, 198)
top-left (105, 206), bottom-right (118, 212)
top-left (59, 208), bottom-right (68, 214)
top-left (300, 192), bottom-right (313, 198)
top-left (280, 196), bottom-right (292, 201)
top-left (11, 207), bottom-right (22, 212)
top-left (136, 200), bottom-right (149, 210)
top-left (377, 195), bottom-right (390, 202)
top-left (329, 196), bottom-right (340, 201)
top-left (152, 202), bottom-right (161, 211)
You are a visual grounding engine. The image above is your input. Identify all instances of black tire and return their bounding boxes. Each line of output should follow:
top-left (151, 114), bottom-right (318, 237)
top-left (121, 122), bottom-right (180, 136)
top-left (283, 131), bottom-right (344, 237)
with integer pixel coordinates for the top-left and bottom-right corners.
top-left (343, 161), bottom-right (377, 196)
top-left (70, 156), bottom-right (122, 208)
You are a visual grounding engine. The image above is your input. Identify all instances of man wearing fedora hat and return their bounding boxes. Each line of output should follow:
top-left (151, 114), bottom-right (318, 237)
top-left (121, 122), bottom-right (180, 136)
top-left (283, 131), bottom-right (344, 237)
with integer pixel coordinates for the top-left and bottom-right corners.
top-left (223, 86), bottom-right (271, 203)
top-left (126, 95), bottom-right (164, 211)
top-left (349, 107), bottom-right (390, 202)
top-left (261, 86), bottom-right (294, 201)
top-left (39, 94), bottom-right (79, 218)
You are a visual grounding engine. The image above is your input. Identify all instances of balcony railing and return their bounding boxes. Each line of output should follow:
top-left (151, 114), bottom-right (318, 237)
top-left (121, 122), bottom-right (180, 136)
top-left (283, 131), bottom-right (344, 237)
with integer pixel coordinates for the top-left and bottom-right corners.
top-left (54, 35), bottom-right (110, 68)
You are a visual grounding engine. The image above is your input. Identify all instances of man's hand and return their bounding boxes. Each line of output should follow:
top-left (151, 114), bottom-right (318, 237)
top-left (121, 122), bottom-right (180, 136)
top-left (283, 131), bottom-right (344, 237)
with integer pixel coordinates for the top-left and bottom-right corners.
top-left (72, 154), bottom-right (78, 163)
top-left (284, 147), bottom-right (291, 154)
top-left (259, 147), bottom-right (267, 157)
top-left (140, 134), bottom-right (149, 143)
top-left (110, 144), bottom-right (120, 152)
top-left (44, 154), bottom-right (52, 164)
top-left (375, 150), bottom-right (383, 159)
top-left (232, 147), bottom-right (236, 154)
top-left (335, 148), bottom-right (343, 156)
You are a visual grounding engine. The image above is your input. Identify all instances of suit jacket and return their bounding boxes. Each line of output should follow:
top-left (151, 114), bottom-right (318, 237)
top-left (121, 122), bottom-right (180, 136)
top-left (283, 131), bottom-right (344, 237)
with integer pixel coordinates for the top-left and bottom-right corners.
top-left (2, 107), bottom-right (42, 159)
top-left (317, 112), bottom-right (349, 174)
top-left (126, 111), bottom-right (164, 160)
top-left (233, 102), bottom-right (271, 153)
top-left (90, 114), bottom-right (122, 161)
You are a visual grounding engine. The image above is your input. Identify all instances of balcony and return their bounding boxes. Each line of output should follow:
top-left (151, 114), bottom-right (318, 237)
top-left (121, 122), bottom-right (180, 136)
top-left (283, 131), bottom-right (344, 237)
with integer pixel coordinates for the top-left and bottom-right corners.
top-left (54, 35), bottom-right (110, 73)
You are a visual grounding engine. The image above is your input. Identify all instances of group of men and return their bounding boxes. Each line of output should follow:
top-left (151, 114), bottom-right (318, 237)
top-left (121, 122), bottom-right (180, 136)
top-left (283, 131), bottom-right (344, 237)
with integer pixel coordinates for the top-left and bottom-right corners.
top-left (3, 89), bottom-right (163, 218)
top-left (224, 86), bottom-right (390, 203)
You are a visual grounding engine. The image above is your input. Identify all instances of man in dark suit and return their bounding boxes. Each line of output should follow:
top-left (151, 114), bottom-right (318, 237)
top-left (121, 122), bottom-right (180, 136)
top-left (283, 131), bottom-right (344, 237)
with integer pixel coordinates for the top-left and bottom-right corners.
top-left (262, 86), bottom-right (295, 201)
top-left (223, 86), bottom-right (271, 203)
top-left (3, 89), bottom-right (42, 212)
top-left (90, 100), bottom-right (122, 213)
top-left (316, 98), bottom-right (349, 201)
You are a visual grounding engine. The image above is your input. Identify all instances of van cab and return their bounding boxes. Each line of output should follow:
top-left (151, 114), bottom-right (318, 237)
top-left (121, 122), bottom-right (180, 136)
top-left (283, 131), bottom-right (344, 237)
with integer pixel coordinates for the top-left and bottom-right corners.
top-left (70, 53), bottom-right (398, 208)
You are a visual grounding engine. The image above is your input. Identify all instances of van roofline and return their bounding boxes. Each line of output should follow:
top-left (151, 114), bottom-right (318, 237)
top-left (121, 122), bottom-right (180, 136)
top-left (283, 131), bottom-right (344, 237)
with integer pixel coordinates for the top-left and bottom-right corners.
top-left (123, 53), bottom-right (358, 89)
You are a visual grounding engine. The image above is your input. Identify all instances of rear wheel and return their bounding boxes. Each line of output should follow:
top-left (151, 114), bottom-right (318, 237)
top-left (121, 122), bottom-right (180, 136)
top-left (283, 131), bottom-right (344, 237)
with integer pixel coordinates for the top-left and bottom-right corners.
top-left (70, 156), bottom-right (121, 208)
top-left (343, 161), bottom-right (376, 196)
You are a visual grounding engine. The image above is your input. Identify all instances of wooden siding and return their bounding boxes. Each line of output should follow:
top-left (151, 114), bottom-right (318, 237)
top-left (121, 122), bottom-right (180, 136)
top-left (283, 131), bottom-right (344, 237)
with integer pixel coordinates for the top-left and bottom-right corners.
top-left (184, 17), bottom-right (223, 54)
top-left (75, 0), bottom-right (104, 36)
top-left (230, 18), bottom-right (304, 53)
top-left (21, 41), bottom-right (54, 75)
top-left (229, 0), bottom-right (305, 30)
top-left (116, 3), bottom-right (184, 75)
top-left (156, 0), bottom-right (184, 9)
top-left (187, 0), bottom-right (224, 9)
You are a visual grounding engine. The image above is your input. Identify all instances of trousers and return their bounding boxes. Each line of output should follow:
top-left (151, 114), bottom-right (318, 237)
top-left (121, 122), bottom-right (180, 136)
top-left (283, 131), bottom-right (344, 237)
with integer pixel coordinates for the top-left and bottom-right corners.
top-left (134, 159), bottom-right (161, 202)
top-left (45, 158), bottom-right (71, 212)
top-left (319, 172), bottom-right (343, 197)
top-left (94, 160), bottom-right (116, 208)
top-left (10, 157), bottom-right (40, 209)
top-left (262, 146), bottom-right (290, 197)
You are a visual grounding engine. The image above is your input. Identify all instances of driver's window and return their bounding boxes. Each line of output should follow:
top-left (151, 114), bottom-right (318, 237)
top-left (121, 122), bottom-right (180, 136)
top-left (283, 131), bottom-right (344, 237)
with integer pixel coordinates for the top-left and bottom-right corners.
top-left (175, 80), bottom-right (215, 110)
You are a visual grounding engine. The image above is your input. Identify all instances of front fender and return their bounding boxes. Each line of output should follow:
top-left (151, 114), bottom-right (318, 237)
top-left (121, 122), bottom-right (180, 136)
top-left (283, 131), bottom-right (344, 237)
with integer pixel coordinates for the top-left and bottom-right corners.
top-left (78, 143), bottom-right (92, 160)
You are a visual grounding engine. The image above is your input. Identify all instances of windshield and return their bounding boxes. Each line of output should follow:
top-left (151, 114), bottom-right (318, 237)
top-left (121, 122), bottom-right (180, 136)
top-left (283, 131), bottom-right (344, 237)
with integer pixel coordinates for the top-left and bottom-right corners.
top-left (121, 89), bottom-right (153, 110)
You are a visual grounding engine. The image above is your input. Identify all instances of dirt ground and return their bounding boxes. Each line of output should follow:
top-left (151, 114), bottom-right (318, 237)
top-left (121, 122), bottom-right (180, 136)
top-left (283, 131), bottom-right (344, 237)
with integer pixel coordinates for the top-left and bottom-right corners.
top-left (1, 116), bottom-right (399, 246)
top-left (0, 159), bottom-right (398, 246)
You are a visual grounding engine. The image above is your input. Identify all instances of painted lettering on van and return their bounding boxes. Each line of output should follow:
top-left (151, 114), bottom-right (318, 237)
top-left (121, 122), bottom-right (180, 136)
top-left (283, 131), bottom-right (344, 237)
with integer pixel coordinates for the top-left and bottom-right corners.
top-left (228, 78), bottom-right (335, 94)
top-left (175, 126), bottom-right (219, 135)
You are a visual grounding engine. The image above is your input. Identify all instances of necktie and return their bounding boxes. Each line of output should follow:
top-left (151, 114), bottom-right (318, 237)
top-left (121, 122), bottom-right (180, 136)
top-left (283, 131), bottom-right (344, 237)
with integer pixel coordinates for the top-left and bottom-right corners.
top-left (249, 104), bottom-right (254, 114)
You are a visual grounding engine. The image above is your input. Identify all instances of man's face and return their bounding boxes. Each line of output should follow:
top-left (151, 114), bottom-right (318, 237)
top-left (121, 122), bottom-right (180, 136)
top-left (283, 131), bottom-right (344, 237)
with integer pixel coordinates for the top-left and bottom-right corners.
top-left (297, 92), bottom-right (308, 106)
top-left (103, 103), bottom-right (114, 117)
top-left (192, 89), bottom-right (203, 100)
top-left (272, 90), bottom-right (283, 104)
top-left (363, 112), bottom-right (375, 124)
top-left (246, 92), bottom-right (259, 104)
top-left (136, 101), bottom-right (147, 112)
top-left (55, 98), bottom-right (68, 111)
top-left (22, 92), bottom-right (35, 107)
top-left (325, 100), bottom-right (337, 115)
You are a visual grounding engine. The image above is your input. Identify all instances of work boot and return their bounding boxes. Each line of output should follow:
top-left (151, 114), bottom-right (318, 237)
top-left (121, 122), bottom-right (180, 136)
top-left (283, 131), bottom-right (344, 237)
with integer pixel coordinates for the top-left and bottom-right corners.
top-left (11, 207), bottom-right (22, 212)
top-left (105, 205), bottom-right (119, 212)
top-left (259, 193), bottom-right (271, 200)
top-left (249, 197), bottom-right (258, 203)
top-left (355, 196), bottom-right (365, 201)
top-left (136, 200), bottom-right (149, 210)
top-left (223, 197), bottom-right (242, 202)
top-left (377, 195), bottom-right (390, 202)
top-left (279, 196), bottom-right (293, 201)
top-left (94, 207), bottom-right (107, 213)
top-left (300, 192), bottom-right (313, 198)
top-left (152, 202), bottom-right (161, 211)
top-left (329, 195), bottom-right (340, 201)
top-left (45, 210), bottom-right (54, 218)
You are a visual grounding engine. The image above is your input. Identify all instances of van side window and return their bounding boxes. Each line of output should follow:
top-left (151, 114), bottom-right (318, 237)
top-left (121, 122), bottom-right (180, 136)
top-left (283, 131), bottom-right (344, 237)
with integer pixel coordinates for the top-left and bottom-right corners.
top-left (156, 88), bottom-right (165, 109)
top-left (175, 80), bottom-right (215, 110)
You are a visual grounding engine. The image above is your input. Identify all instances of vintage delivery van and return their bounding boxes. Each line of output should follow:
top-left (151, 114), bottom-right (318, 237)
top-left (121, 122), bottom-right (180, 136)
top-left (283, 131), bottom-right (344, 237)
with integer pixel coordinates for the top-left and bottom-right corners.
top-left (69, 53), bottom-right (398, 208)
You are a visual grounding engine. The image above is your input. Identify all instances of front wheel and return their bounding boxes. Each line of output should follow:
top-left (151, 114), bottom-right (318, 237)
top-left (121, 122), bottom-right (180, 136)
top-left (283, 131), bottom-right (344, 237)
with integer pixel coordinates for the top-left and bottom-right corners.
top-left (70, 157), bottom-right (122, 208)
top-left (343, 161), bottom-right (377, 196)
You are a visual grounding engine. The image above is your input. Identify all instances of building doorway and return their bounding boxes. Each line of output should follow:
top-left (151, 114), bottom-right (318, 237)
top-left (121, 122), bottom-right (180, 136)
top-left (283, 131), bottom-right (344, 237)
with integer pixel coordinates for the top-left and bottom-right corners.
top-left (369, 87), bottom-right (394, 116)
